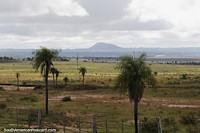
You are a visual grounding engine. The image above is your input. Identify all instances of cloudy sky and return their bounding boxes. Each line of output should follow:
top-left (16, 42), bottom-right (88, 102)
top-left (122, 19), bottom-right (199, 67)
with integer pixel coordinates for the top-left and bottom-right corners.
top-left (0, 0), bottom-right (200, 49)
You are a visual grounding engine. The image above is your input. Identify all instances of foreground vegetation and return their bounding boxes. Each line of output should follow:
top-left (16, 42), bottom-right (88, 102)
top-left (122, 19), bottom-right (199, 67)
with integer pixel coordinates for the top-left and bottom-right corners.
top-left (0, 60), bottom-right (200, 132)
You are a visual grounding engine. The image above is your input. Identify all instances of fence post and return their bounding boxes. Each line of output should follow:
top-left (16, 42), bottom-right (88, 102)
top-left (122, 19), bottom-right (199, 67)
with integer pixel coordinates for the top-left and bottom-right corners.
top-left (78, 117), bottom-right (81, 133)
top-left (51, 111), bottom-right (54, 129)
top-left (105, 117), bottom-right (108, 133)
top-left (27, 109), bottom-right (31, 128)
top-left (173, 123), bottom-right (176, 133)
top-left (4, 108), bottom-right (6, 124)
top-left (157, 117), bottom-right (162, 133)
top-left (93, 115), bottom-right (97, 133)
top-left (38, 109), bottom-right (42, 129)
top-left (62, 112), bottom-right (66, 133)
top-left (121, 120), bottom-right (124, 133)
top-left (140, 122), bottom-right (143, 133)
top-left (16, 108), bottom-right (19, 128)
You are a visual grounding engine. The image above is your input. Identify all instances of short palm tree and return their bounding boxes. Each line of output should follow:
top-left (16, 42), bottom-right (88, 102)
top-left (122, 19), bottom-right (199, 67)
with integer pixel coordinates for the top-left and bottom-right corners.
top-left (63, 76), bottom-right (69, 85)
top-left (115, 53), bottom-right (156, 133)
top-left (55, 69), bottom-right (60, 87)
top-left (79, 67), bottom-right (87, 85)
top-left (50, 67), bottom-right (57, 86)
top-left (32, 47), bottom-right (59, 114)
top-left (16, 72), bottom-right (20, 91)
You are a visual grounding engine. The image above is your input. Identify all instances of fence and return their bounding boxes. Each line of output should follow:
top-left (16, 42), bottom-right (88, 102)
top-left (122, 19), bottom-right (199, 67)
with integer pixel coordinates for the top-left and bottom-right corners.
top-left (0, 108), bottom-right (200, 133)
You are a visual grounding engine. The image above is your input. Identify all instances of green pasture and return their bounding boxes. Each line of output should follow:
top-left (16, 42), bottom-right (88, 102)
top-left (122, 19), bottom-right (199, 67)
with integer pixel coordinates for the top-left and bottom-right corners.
top-left (0, 60), bottom-right (200, 132)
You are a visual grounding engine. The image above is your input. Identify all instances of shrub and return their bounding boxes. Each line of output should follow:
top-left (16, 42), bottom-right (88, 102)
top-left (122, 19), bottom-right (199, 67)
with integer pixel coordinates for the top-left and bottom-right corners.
top-left (63, 76), bottom-right (69, 85)
top-left (154, 71), bottom-right (158, 76)
top-left (180, 114), bottom-right (199, 126)
top-left (0, 86), bottom-right (5, 91)
top-left (0, 103), bottom-right (7, 109)
top-left (62, 96), bottom-right (72, 102)
top-left (181, 74), bottom-right (187, 79)
top-left (140, 118), bottom-right (158, 133)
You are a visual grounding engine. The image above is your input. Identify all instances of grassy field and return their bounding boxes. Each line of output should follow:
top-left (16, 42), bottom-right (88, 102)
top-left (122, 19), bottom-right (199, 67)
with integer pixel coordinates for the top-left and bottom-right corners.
top-left (0, 60), bottom-right (200, 133)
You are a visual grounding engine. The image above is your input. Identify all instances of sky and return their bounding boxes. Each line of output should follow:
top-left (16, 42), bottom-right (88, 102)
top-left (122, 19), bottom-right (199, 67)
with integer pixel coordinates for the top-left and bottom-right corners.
top-left (0, 0), bottom-right (200, 49)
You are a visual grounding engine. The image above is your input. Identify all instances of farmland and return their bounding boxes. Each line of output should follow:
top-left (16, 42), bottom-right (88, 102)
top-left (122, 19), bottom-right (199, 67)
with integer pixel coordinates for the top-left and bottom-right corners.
top-left (0, 60), bottom-right (200, 133)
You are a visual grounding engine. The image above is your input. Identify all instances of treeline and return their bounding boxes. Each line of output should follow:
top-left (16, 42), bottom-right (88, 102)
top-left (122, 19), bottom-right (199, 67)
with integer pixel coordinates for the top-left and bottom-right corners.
top-left (157, 61), bottom-right (200, 65)
top-left (0, 56), bottom-right (15, 61)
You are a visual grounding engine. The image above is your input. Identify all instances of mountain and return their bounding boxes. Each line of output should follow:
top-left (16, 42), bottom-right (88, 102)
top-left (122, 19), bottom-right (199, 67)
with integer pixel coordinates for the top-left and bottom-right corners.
top-left (2, 42), bottom-right (200, 58)
top-left (88, 42), bottom-right (124, 51)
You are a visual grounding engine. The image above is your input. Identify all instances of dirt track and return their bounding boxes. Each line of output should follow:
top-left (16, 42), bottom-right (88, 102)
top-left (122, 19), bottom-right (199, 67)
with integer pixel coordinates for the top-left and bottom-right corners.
top-left (49, 94), bottom-right (200, 108)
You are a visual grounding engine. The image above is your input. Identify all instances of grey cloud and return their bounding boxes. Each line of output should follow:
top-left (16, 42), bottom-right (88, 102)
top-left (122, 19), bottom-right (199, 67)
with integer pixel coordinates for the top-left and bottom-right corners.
top-left (0, 24), bottom-right (33, 35)
top-left (77, 0), bottom-right (131, 20)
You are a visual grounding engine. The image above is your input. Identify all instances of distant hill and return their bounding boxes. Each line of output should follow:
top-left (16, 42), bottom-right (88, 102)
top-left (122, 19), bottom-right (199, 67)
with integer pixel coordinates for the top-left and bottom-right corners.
top-left (2, 42), bottom-right (200, 58)
top-left (89, 42), bottom-right (124, 51)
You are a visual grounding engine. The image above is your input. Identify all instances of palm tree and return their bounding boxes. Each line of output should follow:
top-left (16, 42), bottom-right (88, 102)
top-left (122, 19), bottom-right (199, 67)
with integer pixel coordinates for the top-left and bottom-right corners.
top-left (55, 69), bottom-right (60, 87)
top-left (115, 53), bottom-right (156, 133)
top-left (63, 76), bottom-right (69, 85)
top-left (16, 72), bottom-right (20, 91)
top-left (50, 67), bottom-right (57, 86)
top-left (79, 67), bottom-right (87, 85)
top-left (32, 47), bottom-right (59, 114)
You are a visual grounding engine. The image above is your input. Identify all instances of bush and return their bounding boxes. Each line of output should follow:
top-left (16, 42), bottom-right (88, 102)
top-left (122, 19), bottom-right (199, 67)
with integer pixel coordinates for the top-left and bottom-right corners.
top-left (140, 118), bottom-right (158, 133)
top-left (181, 74), bottom-right (187, 79)
top-left (0, 103), bottom-right (7, 109)
top-left (63, 76), bottom-right (69, 85)
top-left (62, 96), bottom-right (72, 102)
top-left (180, 114), bottom-right (199, 126)
top-left (0, 86), bottom-right (5, 91)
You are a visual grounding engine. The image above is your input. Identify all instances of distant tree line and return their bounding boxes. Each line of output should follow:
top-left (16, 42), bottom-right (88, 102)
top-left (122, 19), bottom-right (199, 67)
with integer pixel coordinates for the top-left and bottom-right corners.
top-left (155, 61), bottom-right (200, 65)
top-left (0, 56), bottom-right (15, 61)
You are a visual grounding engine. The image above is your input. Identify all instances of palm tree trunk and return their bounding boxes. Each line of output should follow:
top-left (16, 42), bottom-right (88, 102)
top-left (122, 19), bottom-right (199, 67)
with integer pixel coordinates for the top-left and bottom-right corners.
top-left (45, 67), bottom-right (49, 115)
top-left (134, 100), bottom-right (138, 133)
top-left (83, 75), bottom-right (84, 85)
top-left (53, 74), bottom-right (55, 86)
top-left (17, 78), bottom-right (19, 91)
top-left (56, 77), bottom-right (57, 87)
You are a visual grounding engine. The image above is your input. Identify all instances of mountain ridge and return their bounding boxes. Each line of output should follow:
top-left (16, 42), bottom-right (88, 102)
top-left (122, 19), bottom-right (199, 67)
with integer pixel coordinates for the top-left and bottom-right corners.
top-left (1, 42), bottom-right (200, 58)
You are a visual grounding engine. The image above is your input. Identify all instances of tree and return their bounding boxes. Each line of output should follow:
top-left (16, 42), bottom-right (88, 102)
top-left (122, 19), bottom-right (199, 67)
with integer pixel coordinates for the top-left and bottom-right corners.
top-left (115, 53), bottom-right (156, 133)
top-left (63, 75), bottom-right (69, 85)
top-left (55, 69), bottom-right (60, 87)
top-left (79, 67), bottom-right (87, 85)
top-left (16, 72), bottom-right (20, 91)
top-left (50, 67), bottom-right (57, 86)
top-left (32, 47), bottom-right (59, 114)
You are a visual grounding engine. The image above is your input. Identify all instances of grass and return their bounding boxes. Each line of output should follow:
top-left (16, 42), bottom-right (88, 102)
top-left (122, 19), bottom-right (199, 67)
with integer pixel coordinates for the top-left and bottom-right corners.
top-left (0, 60), bottom-right (200, 132)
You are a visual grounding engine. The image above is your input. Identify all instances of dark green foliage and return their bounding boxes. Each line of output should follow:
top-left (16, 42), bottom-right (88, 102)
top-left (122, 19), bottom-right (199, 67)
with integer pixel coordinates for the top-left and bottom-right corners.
top-left (0, 103), bottom-right (7, 109)
top-left (62, 96), bottom-right (72, 102)
top-left (140, 118), bottom-right (158, 133)
top-left (63, 76), bottom-right (69, 85)
top-left (154, 71), bottom-right (158, 76)
top-left (0, 86), bottom-right (5, 91)
top-left (20, 96), bottom-right (38, 102)
top-left (181, 74), bottom-right (188, 79)
top-left (180, 114), bottom-right (199, 126)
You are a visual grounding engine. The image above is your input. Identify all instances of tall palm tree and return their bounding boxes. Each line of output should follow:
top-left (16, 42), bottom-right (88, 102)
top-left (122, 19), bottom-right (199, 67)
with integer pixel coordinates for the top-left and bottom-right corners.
top-left (79, 67), bottom-right (87, 85)
top-left (32, 47), bottom-right (59, 114)
top-left (16, 72), bottom-right (20, 91)
top-left (115, 53), bottom-right (156, 133)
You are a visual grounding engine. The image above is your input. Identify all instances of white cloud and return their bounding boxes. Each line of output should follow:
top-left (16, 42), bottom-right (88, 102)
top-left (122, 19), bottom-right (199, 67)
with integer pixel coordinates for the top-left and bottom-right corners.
top-left (1, 0), bottom-right (200, 49)
top-left (127, 0), bottom-right (200, 30)
top-left (0, 0), bottom-right (88, 17)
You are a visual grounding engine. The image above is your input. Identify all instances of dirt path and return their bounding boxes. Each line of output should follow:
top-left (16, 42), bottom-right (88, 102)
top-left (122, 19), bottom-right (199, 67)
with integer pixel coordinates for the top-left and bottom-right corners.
top-left (49, 94), bottom-right (200, 108)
